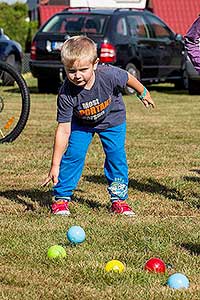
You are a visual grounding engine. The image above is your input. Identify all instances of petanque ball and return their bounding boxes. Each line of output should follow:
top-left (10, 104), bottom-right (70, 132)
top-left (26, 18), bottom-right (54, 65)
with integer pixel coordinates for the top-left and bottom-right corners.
top-left (105, 260), bottom-right (125, 273)
top-left (67, 225), bottom-right (86, 244)
top-left (47, 245), bottom-right (66, 259)
top-left (144, 257), bottom-right (166, 273)
top-left (167, 273), bottom-right (189, 289)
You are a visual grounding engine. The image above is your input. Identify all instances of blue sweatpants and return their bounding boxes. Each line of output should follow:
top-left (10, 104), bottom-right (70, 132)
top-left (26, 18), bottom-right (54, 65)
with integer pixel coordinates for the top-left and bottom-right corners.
top-left (53, 122), bottom-right (128, 201)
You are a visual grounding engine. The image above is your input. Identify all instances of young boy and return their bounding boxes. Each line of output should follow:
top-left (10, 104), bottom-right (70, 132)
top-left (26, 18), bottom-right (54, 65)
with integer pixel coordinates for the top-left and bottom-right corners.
top-left (43, 36), bottom-right (155, 216)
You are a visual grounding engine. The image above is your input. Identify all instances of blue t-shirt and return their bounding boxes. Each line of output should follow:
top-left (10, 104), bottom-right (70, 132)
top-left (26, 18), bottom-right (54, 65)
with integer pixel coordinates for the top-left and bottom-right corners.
top-left (57, 64), bottom-right (128, 130)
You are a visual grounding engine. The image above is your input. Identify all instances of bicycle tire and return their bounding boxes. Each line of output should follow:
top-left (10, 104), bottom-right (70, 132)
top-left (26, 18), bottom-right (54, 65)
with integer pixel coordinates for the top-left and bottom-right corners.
top-left (0, 61), bottom-right (30, 143)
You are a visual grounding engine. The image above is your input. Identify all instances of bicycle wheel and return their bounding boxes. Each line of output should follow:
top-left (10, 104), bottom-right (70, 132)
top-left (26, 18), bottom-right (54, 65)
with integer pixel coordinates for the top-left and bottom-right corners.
top-left (0, 61), bottom-right (30, 143)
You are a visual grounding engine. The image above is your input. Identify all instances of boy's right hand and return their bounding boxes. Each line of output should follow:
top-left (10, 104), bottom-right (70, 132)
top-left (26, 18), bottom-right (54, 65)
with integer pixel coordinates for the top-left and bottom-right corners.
top-left (41, 166), bottom-right (59, 187)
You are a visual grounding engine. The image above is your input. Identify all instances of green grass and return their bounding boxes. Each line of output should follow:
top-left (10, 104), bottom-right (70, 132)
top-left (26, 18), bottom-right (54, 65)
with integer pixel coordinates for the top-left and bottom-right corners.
top-left (0, 77), bottom-right (200, 299)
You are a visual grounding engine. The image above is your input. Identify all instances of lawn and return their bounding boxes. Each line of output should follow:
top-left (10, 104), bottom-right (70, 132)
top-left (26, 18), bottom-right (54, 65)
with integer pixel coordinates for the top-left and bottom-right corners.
top-left (0, 77), bottom-right (200, 300)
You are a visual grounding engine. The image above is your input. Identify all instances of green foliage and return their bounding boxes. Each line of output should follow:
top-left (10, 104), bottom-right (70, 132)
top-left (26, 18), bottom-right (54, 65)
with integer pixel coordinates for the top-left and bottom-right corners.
top-left (0, 3), bottom-right (30, 51)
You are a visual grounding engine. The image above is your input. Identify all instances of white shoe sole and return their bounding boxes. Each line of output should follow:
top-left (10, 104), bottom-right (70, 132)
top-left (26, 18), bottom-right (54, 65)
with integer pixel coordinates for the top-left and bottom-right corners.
top-left (122, 211), bottom-right (136, 217)
top-left (111, 211), bottom-right (136, 217)
top-left (54, 210), bottom-right (70, 216)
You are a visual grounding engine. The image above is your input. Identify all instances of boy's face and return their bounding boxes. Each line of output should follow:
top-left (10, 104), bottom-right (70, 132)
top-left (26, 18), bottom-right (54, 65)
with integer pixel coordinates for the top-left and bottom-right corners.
top-left (65, 58), bottom-right (98, 87)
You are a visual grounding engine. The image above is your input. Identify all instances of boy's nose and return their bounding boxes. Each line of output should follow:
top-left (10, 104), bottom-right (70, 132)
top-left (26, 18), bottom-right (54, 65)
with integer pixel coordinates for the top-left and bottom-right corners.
top-left (75, 71), bottom-right (81, 78)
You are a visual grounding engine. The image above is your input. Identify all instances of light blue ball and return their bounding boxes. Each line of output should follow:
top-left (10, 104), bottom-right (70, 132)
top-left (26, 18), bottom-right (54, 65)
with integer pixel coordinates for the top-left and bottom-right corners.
top-left (167, 273), bottom-right (189, 289)
top-left (67, 225), bottom-right (86, 244)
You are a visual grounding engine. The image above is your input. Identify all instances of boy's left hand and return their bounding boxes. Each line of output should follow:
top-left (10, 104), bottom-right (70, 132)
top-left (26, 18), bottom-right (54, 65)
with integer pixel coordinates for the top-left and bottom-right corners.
top-left (142, 92), bottom-right (155, 108)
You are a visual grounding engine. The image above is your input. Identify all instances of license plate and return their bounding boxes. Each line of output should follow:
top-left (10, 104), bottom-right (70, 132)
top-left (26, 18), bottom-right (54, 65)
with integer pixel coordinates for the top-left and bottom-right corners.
top-left (51, 41), bottom-right (63, 51)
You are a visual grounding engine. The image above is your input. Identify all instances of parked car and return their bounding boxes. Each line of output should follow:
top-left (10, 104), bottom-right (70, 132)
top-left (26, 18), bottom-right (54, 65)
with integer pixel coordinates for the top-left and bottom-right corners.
top-left (30, 7), bottom-right (186, 93)
top-left (0, 28), bottom-right (23, 77)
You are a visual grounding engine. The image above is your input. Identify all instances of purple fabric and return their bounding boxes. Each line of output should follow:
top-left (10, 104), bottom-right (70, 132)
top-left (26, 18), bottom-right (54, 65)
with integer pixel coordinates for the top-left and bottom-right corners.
top-left (184, 16), bottom-right (200, 74)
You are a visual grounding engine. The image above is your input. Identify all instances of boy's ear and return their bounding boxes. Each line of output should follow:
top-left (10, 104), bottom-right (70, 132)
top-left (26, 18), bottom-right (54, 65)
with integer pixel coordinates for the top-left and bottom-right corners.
top-left (93, 58), bottom-right (99, 70)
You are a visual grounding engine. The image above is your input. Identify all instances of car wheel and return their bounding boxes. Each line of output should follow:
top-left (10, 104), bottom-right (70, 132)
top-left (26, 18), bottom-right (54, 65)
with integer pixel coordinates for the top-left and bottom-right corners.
top-left (124, 63), bottom-right (140, 95)
top-left (174, 68), bottom-right (189, 90)
top-left (38, 77), bottom-right (60, 93)
top-left (188, 78), bottom-right (200, 95)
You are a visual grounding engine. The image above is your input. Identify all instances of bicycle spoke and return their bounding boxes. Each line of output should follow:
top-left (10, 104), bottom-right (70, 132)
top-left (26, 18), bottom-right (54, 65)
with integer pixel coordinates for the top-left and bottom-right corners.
top-left (0, 128), bottom-right (5, 138)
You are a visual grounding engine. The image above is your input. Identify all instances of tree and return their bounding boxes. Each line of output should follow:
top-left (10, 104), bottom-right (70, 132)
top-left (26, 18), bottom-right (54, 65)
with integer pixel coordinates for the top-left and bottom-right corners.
top-left (0, 3), bottom-right (29, 50)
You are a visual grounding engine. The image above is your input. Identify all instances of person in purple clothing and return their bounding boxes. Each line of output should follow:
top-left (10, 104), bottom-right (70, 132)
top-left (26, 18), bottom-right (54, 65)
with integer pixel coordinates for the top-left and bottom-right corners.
top-left (185, 16), bottom-right (200, 74)
top-left (42, 36), bottom-right (155, 216)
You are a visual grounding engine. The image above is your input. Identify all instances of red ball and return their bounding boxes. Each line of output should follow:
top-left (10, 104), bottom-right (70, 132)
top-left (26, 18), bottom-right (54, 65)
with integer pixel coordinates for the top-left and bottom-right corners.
top-left (144, 257), bottom-right (166, 273)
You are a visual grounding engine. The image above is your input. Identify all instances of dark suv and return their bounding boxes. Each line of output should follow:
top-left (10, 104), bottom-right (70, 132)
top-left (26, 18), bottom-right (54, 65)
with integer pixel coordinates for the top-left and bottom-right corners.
top-left (30, 7), bottom-right (185, 93)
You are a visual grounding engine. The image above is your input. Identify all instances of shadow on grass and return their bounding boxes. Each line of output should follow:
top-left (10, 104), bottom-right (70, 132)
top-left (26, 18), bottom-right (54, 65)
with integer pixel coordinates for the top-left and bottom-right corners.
top-left (183, 176), bottom-right (200, 183)
top-left (190, 169), bottom-right (200, 175)
top-left (0, 188), bottom-right (108, 211)
top-left (180, 243), bottom-right (200, 256)
top-left (4, 87), bottom-right (25, 94)
top-left (27, 86), bottom-right (39, 94)
top-left (84, 175), bottom-right (107, 185)
top-left (129, 178), bottom-right (185, 201)
top-left (1, 173), bottom-right (199, 211)
top-left (84, 175), bottom-right (184, 201)
top-left (0, 189), bottom-right (51, 211)
top-left (183, 168), bottom-right (200, 186)
top-left (73, 195), bottom-right (108, 210)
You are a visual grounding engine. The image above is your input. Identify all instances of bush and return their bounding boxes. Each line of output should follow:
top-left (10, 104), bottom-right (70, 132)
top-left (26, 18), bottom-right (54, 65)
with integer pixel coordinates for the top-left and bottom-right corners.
top-left (0, 3), bottom-right (30, 51)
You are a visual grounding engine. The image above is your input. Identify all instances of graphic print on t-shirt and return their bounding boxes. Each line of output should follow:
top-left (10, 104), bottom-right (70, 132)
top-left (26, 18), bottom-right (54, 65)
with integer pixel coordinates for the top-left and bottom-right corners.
top-left (78, 97), bottom-right (112, 122)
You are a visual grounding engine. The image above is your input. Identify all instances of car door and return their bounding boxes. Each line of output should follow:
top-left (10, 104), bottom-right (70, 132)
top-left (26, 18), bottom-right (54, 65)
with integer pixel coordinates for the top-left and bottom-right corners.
top-left (110, 15), bottom-right (133, 68)
top-left (126, 13), bottom-right (159, 79)
top-left (146, 14), bottom-right (184, 79)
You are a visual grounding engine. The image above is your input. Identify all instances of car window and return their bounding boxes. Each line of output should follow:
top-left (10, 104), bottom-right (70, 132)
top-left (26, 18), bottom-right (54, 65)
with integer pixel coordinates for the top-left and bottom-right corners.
top-left (147, 15), bottom-right (172, 39)
top-left (127, 15), bottom-right (150, 38)
top-left (42, 14), bottom-right (108, 34)
top-left (116, 17), bottom-right (128, 36)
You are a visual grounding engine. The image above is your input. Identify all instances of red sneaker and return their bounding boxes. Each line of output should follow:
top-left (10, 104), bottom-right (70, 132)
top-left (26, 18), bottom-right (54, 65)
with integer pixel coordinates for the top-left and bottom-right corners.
top-left (51, 200), bottom-right (70, 216)
top-left (111, 201), bottom-right (135, 217)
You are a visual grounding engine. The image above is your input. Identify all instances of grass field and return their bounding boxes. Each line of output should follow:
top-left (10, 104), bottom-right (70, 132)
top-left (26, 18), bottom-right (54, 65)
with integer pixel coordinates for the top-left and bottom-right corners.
top-left (0, 77), bottom-right (200, 300)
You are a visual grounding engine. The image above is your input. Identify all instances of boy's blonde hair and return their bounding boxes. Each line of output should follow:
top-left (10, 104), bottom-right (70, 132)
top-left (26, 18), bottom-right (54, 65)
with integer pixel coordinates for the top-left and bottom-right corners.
top-left (61, 36), bottom-right (97, 67)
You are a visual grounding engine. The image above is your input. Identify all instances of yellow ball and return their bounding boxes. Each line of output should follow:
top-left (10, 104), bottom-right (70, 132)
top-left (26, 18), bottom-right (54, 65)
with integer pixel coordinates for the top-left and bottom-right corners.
top-left (105, 260), bottom-right (125, 273)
